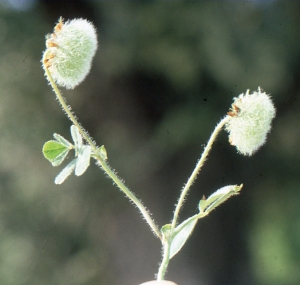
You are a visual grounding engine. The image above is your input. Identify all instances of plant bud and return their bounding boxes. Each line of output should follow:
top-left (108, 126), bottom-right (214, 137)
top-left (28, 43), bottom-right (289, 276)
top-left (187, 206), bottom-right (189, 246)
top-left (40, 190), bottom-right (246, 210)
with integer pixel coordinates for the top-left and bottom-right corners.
top-left (42, 17), bottom-right (98, 89)
top-left (225, 88), bottom-right (276, 156)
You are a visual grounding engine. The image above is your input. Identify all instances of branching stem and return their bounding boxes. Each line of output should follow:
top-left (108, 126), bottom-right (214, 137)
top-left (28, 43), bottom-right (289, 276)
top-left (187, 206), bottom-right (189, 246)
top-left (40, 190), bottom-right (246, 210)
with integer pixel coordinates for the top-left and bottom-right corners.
top-left (156, 116), bottom-right (230, 280)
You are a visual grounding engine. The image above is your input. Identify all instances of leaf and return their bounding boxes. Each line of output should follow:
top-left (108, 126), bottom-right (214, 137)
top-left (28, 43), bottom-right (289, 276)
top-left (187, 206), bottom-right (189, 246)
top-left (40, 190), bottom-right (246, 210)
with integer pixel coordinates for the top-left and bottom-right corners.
top-left (54, 159), bottom-right (77, 184)
top-left (97, 145), bottom-right (107, 160)
top-left (51, 149), bottom-right (70, 167)
top-left (169, 215), bottom-right (199, 259)
top-left (71, 125), bottom-right (82, 150)
top-left (53, 133), bottom-right (72, 148)
top-left (161, 224), bottom-right (172, 242)
top-left (199, 184), bottom-right (243, 214)
top-left (75, 145), bottom-right (91, 176)
top-left (43, 140), bottom-right (70, 166)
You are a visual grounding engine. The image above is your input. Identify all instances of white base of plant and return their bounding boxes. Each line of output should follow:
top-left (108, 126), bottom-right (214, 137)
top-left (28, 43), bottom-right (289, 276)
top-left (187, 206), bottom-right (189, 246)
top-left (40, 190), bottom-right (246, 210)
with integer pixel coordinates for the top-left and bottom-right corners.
top-left (139, 281), bottom-right (177, 285)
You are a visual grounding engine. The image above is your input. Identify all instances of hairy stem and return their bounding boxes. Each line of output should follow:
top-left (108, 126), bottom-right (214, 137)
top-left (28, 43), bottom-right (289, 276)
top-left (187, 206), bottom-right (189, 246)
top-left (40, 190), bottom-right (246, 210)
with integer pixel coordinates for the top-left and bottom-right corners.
top-left (157, 239), bottom-right (171, 281)
top-left (171, 116), bottom-right (230, 229)
top-left (44, 67), bottom-right (162, 240)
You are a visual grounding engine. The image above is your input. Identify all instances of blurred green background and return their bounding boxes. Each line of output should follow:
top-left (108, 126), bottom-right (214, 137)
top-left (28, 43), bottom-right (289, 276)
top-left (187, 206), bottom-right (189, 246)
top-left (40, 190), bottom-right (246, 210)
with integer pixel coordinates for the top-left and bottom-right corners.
top-left (0, 0), bottom-right (300, 284)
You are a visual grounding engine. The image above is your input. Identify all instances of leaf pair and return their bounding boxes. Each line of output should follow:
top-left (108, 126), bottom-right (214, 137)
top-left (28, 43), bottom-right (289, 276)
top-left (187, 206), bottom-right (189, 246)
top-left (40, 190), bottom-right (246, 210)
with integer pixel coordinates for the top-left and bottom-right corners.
top-left (43, 125), bottom-right (91, 184)
top-left (163, 184), bottom-right (243, 259)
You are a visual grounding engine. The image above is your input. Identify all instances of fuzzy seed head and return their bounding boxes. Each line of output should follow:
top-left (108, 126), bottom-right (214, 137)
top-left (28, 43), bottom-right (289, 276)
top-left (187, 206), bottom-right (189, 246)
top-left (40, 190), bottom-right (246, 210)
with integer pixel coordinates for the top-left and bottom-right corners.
top-left (42, 17), bottom-right (98, 89)
top-left (225, 88), bottom-right (276, 156)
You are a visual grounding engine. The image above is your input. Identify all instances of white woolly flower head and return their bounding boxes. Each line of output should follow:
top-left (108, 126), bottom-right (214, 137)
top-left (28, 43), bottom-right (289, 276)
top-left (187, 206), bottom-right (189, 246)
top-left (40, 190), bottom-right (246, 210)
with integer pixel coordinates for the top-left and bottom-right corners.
top-left (42, 17), bottom-right (98, 89)
top-left (225, 87), bottom-right (276, 156)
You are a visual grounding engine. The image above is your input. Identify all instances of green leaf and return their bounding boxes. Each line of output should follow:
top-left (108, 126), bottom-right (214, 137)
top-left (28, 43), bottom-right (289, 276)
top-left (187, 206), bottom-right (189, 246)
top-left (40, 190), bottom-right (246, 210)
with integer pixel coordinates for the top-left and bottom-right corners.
top-left (43, 140), bottom-right (70, 166)
top-left (199, 184), bottom-right (243, 214)
top-left (75, 145), bottom-right (91, 176)
top-left (161, 224), bottom-right (172, 242)
top-left (55, 159), bottom-right (77, 184)
top-left (53, 133), bottom-right (72, 148)
top-left (71, 125), bottom-right (82, 150)
top-left (169, 215), bottom-right (199, 259)
top-left (97, 145), bottom-right (107, 160)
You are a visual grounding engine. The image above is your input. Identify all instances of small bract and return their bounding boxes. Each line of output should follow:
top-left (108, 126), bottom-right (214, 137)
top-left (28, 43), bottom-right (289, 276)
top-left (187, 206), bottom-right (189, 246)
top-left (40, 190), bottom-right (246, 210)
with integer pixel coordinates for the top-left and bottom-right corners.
top-left (42, 17), bottom-right (98, 89)
top-left (225, 88), bottom-right (276, 156)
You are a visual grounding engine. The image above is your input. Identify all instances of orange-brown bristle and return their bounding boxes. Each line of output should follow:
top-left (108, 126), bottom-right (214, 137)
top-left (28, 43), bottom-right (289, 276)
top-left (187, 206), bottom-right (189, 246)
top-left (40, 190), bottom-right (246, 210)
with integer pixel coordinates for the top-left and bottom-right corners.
top-left (47, 41), bottom-right (58, 48)
top-left (54, 17), bottom-right (64, 33)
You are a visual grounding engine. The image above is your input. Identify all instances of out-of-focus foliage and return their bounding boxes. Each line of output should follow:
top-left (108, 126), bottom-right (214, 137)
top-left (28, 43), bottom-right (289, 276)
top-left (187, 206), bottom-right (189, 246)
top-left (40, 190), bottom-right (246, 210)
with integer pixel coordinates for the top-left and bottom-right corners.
top-left (0, 1), bottom-right (300, 285)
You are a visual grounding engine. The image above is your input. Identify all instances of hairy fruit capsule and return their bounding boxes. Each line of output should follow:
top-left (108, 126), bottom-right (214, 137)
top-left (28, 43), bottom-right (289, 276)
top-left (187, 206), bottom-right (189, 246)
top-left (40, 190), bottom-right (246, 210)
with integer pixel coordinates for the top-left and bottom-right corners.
top-left (225, 88), bottom-right (276, 156)
top-left (42, 17), bottom-right (98, 89)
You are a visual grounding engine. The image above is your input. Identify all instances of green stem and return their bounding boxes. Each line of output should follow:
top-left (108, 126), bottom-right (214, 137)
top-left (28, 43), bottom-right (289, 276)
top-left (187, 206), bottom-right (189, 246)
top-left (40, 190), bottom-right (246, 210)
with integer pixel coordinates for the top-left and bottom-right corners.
top-left (171, 116), bottom-right (230, 229)
top-left (157, 239), bottom-right (171, 281)
top-left (45, 68), bottom-right (96, 151)
top-left (98, 157), bottom-right (162, 239)
top-left (45, 68), bottom-right (162, 241)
